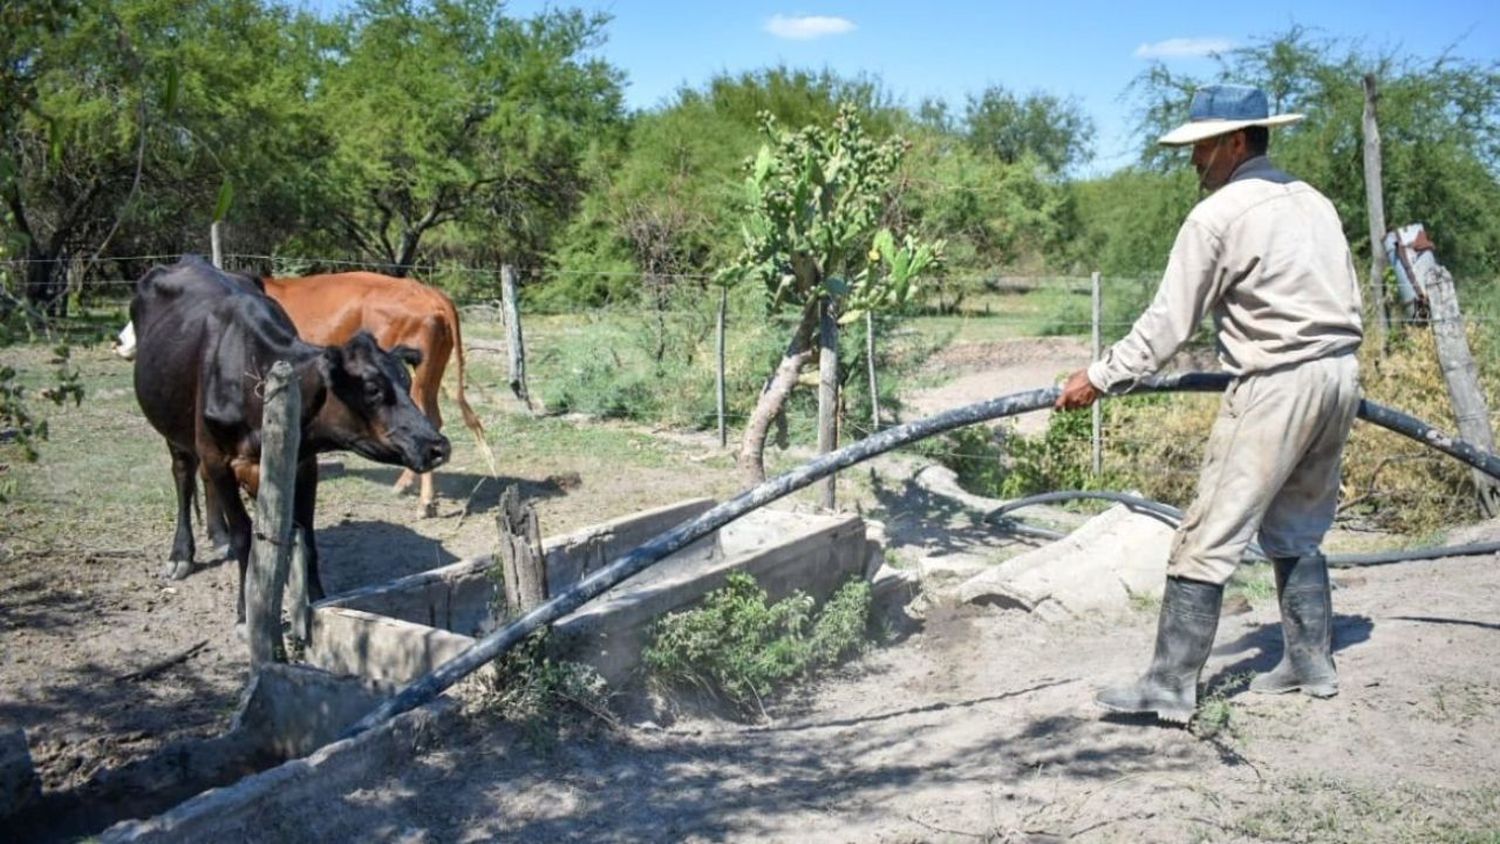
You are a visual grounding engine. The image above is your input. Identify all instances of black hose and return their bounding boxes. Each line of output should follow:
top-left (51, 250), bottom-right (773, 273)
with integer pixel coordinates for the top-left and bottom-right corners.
top-left (341, 373), bottom-right (1500, 739)
top-left (990, 490), bottom-right (1500, 568)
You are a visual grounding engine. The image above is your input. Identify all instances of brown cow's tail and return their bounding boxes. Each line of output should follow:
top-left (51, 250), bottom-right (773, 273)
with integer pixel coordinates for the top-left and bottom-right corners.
top-left (443, 294), bottom-right (498, 478)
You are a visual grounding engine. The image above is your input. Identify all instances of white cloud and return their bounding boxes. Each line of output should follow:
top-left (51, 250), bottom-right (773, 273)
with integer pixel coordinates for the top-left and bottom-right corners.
top-left (1134, 37), bottom-right (1233, 59)
top-left (765, 14), bottom-right (857, 41)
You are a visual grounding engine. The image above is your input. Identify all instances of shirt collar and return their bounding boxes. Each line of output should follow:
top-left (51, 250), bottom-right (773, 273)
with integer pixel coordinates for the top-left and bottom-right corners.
top-left (1229, 154), bottom-right (1273, 184)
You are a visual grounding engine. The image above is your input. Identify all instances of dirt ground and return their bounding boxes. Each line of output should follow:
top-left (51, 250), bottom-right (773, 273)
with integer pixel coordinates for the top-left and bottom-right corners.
top-left (5, 337), bottom-right (1500, 842)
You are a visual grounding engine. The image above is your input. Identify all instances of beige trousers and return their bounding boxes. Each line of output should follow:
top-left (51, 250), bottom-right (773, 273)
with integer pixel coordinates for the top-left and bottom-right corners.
top-left (1167, 352), bottom-right (1361, 584)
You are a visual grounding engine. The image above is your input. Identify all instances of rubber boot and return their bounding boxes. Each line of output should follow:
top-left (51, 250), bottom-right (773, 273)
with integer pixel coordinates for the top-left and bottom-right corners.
top-left (1249, 554), bottom-right (1338, 697)
top-left (1096, 576), bottom-right (1224, 724)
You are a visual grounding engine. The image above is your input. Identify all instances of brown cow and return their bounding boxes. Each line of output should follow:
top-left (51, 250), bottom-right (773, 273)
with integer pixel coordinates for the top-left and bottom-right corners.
top-left (121, 271), bottom-right (494, 516)
top-left (267, 272), bottom-right (493, 515)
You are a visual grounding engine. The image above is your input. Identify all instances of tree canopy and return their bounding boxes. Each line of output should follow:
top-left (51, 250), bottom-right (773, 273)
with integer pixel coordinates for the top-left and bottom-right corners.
top-left (2, 10), bottom-right (1497, 318)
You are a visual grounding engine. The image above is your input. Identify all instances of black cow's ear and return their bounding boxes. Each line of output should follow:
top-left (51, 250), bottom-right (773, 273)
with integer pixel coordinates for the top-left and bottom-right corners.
top-left (321, 344), bottom-right (344, 374)
top-left (390, 344), bottom-right (423, 369)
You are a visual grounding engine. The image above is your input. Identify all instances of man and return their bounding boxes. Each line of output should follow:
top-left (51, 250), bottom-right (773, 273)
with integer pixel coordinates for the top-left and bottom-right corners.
top-left (1055, 84), bottom-right (1364, 723)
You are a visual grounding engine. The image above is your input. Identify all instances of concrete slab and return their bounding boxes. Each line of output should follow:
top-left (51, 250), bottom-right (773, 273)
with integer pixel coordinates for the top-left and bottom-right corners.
top-left (955, 504), bottom-right (1174, 617)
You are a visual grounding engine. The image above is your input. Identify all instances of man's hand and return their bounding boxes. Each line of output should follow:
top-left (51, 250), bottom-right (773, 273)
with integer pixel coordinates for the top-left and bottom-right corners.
top-left (1055, 369), bottom-right (1100, 411)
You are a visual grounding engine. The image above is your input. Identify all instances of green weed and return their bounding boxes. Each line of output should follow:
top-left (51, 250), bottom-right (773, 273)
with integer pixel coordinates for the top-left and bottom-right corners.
top-left (643, 572), bottom-right (872, 717)
top-left (1193, 672), bottom-right (1252, 740)
top-left (476, 629), bottom-right (615, 731)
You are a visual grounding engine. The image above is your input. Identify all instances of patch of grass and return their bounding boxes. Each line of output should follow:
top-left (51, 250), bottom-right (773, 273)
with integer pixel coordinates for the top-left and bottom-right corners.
top-left (643, 572), bottom-right (873, 718)
top-left (1127, 590), bottom-right (1161, 614)
top-left (1227, 563), bottom-right (1276, 605)
top-left (1231, 775), bottom-right (1500, 843)
top-left (1193, 671), bottom-right (1251, 740)
top-left (1427, 681), bottom-right (1500, 726)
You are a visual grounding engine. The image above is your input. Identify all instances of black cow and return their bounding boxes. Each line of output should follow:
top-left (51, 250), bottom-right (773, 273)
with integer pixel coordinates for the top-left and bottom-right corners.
top-left (130, 256), bottom-right (451, 621)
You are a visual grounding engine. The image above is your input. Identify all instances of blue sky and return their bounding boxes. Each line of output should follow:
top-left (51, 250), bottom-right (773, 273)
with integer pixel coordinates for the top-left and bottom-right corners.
top-left (302, 1), bottom-right (1497, 176)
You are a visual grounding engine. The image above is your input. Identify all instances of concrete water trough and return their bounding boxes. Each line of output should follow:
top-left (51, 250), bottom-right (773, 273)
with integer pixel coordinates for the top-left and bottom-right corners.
top-left (304, 497), bottom-right (880, 688)
top-left (45, 499), bottom-right (879, 841)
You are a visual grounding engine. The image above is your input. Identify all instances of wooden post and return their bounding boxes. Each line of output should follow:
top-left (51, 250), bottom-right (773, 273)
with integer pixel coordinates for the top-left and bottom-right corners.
top-left (817, 295), bottom-right (839, 510)
top-left (717, 286), bottom-right (728, 448)
top-left (210, 222), bottom-right (223, 269)
top-left (1361, 74), bottom-right (1389, 344)
top-left (1405, 231), bottom-right (1500, 517)
top-left (500, 264), bottom-right (531, 411)
top-left (246, 360), bottom-right (300, 667)
top-left (1090, 271), bottom-right (1102, 477)
top-left (495, 485), bottom-right (547, 616)
top-left (866, 311), bottom-right (879, 435)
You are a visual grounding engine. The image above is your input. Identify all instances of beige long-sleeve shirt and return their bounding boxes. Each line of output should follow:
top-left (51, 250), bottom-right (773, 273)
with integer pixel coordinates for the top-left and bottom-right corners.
top-left (1088, 156), bottom-right (1363, 393)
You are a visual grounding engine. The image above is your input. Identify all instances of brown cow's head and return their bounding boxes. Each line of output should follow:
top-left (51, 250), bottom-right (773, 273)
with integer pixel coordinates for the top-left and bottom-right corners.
top-left (318, 331), bottom-right (451, 472)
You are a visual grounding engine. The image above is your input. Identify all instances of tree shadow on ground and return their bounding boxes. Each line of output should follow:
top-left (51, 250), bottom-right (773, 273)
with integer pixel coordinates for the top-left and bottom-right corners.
top-left (313, 519), bottom-right (465, 594)
top-left (0, 575), bottom-right (94, 633)
top-left (334, 465), bottom-right (569, 518)
top-left (863, 464), bottom-right (1051, 559)
top-left (1206, 613), bottom-right (1375, 687)
top-left (265, 679), bottom-right (1225, 843)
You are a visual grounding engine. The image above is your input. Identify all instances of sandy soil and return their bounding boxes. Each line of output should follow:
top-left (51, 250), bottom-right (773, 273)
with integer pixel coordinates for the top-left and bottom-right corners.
top-left (6, 338), bottom-right (1500, 842)
top-left (251, 542), bottom-right (1500, 842)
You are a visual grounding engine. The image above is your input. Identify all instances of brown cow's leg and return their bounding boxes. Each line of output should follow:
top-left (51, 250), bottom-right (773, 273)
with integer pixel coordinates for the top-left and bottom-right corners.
top-left (204, 464), bottom-right (253, 624)
top-left (406, 335), bottom-right (447, 517)
top-left (166, 445), bottom-right (198, 579)
top-left (197, 464), bottom-right (233, 561)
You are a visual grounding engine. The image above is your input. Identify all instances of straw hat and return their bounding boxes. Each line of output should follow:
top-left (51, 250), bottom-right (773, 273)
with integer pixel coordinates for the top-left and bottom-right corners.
top-left (1158, 84), bottom-right (1304, 146)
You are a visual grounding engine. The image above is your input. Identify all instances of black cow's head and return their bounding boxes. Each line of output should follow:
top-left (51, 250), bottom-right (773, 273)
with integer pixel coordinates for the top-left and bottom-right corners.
top-left (319, 331), bottom-right (450, 471)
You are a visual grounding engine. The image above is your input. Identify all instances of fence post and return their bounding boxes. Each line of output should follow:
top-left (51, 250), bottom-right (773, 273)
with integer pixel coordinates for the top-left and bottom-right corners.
top-left (500, 264), bottom-right (531, 411)
top-left (246, 360), bottom-right (300, 667)
top-left (717, 285), bottom-right (728, 448)
top-left (210, 222), bottom-right (223, 269)
top-left (817, 294), bottom-right (839, 510)
top-left (866, 310), bottom-right (879, 435)
top-left (1403, 229), bottom-right (1500, 517)
top-left (1091, 271), bottom-right (1102, 477)
top-left (1361, 74), bottom-right (1389, 344)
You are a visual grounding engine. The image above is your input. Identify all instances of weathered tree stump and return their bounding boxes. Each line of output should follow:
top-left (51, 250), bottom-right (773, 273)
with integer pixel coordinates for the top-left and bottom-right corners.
top-left (495, 485), bottom-right (547, 616)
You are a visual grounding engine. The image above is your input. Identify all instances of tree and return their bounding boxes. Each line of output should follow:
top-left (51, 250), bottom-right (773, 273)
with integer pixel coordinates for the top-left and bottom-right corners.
top-left (721, 105), bottom-right (941, 484)
top-left (1, 0), bottom-right (334, 312)
top-left (1126, 27), bottom-right (1500, 280)
top-left (547, 66), bottom-right (908, 308)
top-left (894, 124), bottom-right (1079, 279)
top-left (314, 0), bottom-right (625, 278)
top-left (962, 84), bottom-right (1095, 173)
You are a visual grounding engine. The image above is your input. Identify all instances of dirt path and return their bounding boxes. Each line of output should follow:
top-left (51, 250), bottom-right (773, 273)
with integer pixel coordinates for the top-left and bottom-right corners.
top-left (903, 337), bottom-right (1092, 435)
top-left (248, 539), bottom-right (1500, 842)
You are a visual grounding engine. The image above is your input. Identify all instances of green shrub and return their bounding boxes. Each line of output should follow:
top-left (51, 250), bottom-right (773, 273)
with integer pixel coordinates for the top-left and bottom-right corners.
top-left (478, 630), bottom-right (615, 727)
top-left (643, 572), bottom-right (872, 716)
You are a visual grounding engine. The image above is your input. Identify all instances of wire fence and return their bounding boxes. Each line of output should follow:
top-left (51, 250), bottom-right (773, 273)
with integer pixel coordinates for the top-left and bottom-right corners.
top-left (4, 250), bottom-right (1497, 531)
